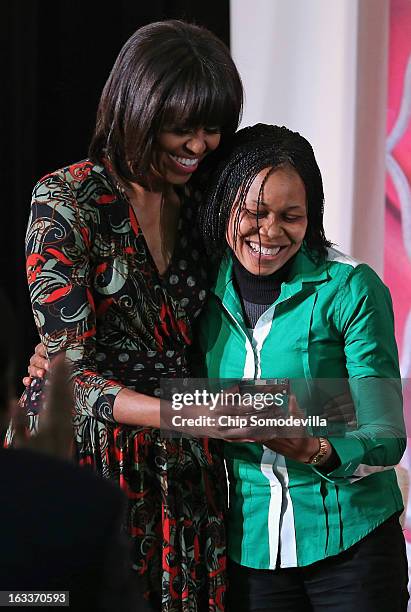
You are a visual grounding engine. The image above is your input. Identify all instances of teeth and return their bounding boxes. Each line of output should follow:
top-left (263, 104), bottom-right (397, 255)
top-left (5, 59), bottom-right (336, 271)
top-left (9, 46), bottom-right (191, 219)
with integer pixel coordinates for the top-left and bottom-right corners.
top-left (170, 155), bottom-right (198, 167)
top-left (248, 242), bottom-right (281, 256)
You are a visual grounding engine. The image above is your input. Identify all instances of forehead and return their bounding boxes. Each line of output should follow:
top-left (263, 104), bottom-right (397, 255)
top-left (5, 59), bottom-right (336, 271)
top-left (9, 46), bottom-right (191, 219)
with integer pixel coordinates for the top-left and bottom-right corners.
top-left (159, 73), bottom-right (233, 131)
top-left (246, 166), bottom-right (306, 205)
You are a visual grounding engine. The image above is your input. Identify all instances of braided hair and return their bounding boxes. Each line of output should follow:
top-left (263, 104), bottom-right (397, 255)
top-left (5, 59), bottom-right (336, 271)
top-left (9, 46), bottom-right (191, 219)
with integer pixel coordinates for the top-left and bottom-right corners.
top-left (199, 123), bottom-right (331, 261)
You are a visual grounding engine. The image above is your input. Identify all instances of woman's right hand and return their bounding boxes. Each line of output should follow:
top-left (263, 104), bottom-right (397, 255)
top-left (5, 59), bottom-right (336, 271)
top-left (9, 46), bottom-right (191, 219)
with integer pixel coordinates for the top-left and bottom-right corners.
top-left (22, 343), bottom-right (50, 386)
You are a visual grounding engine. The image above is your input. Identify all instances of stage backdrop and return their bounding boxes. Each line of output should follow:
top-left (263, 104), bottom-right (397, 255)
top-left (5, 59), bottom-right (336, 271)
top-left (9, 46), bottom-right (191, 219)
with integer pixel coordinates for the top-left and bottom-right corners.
top-left (231, 0), bottom-right (411, 582)
top-left (231, 0), bottom-right (389, 274)
top-left (385, 0), bottom-right (411, 542)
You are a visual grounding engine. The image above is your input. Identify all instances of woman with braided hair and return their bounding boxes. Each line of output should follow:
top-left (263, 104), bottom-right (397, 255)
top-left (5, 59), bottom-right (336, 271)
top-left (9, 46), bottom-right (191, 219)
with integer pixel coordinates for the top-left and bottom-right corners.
top-left (196, 124), bottom-right (408, 611)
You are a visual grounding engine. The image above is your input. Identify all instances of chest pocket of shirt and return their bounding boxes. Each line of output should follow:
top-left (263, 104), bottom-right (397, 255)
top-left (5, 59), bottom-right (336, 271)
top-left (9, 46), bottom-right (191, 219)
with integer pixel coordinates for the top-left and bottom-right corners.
top-left (264, 291), bottom-right (318, 381)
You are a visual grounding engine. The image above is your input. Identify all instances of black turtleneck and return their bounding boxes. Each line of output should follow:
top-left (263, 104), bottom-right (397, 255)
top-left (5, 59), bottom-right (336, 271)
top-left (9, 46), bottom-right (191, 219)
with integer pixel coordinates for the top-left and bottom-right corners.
top-left (232, 254), bottom-right (295, 328)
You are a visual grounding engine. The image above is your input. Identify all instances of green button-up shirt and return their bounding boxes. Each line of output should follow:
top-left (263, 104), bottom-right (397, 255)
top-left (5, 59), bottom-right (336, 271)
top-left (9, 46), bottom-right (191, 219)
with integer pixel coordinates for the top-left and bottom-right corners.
top-left (196, 246), bottom-right (405, 569)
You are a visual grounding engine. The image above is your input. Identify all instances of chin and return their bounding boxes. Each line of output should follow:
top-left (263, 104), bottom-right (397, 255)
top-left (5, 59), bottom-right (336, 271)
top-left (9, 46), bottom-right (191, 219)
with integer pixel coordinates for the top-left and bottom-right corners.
top-left (243, 258), bottom-right (277, 276)
top-left (252, 266), bottom-right (279, 276)
top-left (167, 173), bottom-right (192, 185)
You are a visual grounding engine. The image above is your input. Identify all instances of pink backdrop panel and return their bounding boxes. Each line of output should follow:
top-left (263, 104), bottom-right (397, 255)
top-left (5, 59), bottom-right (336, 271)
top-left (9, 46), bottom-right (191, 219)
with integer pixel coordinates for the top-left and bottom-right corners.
top-left (385, 0), bottom-right (411, 541)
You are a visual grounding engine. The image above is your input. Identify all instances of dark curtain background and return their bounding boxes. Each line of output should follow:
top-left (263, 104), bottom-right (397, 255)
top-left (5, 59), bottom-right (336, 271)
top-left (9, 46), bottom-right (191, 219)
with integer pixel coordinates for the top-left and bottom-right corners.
top-left (1, 0), bottom-right (230, 392)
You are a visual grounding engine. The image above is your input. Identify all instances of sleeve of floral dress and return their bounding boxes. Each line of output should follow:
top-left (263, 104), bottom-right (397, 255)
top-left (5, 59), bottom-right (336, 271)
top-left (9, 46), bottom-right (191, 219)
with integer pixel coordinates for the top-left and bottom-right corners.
top-left (25, 173), bottom-right (124, 423)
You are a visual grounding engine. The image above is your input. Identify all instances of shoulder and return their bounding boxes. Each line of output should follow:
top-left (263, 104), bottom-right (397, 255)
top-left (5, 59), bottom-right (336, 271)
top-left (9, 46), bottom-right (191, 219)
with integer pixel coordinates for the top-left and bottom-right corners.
top-left (321, 249), bottom-right (395, 335)
top-left (32, 159), bottom-right (117, 211)
top-left (325, 247), bottom-right (387, 292)
top-left (325, 246), bottom-right (361, 270)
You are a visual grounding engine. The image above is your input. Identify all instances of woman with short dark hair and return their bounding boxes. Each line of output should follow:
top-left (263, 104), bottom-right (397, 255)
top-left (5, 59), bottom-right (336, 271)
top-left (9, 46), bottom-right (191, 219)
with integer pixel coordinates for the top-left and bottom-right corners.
top-left (17, 20), bottom-right (243, 611)
top-left (89, 20), bottom-right (242, 186)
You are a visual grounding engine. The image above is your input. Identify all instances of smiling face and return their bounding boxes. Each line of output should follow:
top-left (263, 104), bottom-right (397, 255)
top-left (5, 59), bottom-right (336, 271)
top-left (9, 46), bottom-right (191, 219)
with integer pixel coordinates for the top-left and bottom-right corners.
top-left (227, 166), bottom-right (308, 275)
top-left (154, 127), bottom-right (221, 185)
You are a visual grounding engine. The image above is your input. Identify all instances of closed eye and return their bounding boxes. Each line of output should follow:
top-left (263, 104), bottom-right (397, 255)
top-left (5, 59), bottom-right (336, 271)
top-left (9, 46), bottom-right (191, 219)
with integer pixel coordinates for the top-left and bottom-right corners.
top-left (204, 126), bottom-right (221, 134)
top-left (167, 127), bottom-right (191, 135)
top-left (283, 215), bottom-right (303, 222)
top-left (245, 208), bottom-right (266, 219)
top-left (163, 126), bottom-right (221, 136)
top-left (244, 209), bottom-right (305, 222)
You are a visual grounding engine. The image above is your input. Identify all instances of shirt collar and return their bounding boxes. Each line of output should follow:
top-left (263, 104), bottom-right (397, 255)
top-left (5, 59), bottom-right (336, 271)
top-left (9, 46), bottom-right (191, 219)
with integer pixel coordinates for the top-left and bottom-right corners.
top-left (211, 244), bottom-right (330, 304)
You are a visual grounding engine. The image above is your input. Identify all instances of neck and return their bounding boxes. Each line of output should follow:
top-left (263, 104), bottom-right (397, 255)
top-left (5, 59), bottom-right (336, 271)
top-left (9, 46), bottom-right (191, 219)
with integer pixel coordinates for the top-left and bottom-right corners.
top-left (232, 254), bottom-right (294, 305)
top-left (127, 182), bottom-right (163, 210)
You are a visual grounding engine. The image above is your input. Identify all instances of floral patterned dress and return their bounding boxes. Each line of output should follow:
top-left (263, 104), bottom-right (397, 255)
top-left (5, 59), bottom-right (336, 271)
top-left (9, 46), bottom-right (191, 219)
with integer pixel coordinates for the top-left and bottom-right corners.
top-left (17, 160), bottom-right (227, 611)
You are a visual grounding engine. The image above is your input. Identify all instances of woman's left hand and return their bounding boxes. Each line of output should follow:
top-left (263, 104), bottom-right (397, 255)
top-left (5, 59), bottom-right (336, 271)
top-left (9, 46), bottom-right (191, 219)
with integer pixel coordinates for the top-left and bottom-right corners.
top-left (261, 395), bottom-right (319, 462)
top-left (224, 394), bottom-right (321, 463)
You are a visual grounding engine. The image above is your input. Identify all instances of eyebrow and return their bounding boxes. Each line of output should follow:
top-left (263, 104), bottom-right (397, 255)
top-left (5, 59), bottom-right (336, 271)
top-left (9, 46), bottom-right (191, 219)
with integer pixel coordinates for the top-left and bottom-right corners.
top-left (250, 200), bottom-right (305, 210)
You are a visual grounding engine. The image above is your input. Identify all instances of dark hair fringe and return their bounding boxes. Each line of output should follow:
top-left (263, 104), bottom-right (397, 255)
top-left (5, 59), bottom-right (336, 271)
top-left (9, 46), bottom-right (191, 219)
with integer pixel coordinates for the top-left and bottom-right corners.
top-left (89, 20), bottom-right (243, 188)
top-left (199, 123), bottom-right (331, 262)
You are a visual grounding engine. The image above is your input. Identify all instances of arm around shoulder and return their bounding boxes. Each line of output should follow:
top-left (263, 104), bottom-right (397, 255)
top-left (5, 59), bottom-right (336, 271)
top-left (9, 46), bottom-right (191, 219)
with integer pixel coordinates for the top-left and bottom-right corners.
top-left (26, 173), bottom-right (159, 428)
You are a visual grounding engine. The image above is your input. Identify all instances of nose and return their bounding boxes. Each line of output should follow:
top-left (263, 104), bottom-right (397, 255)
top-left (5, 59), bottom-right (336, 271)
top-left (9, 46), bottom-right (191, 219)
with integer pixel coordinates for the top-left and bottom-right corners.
top-left (259, 216), bottom-right (284, 239)
top-left (184, 130), bottom-right (208, 157)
